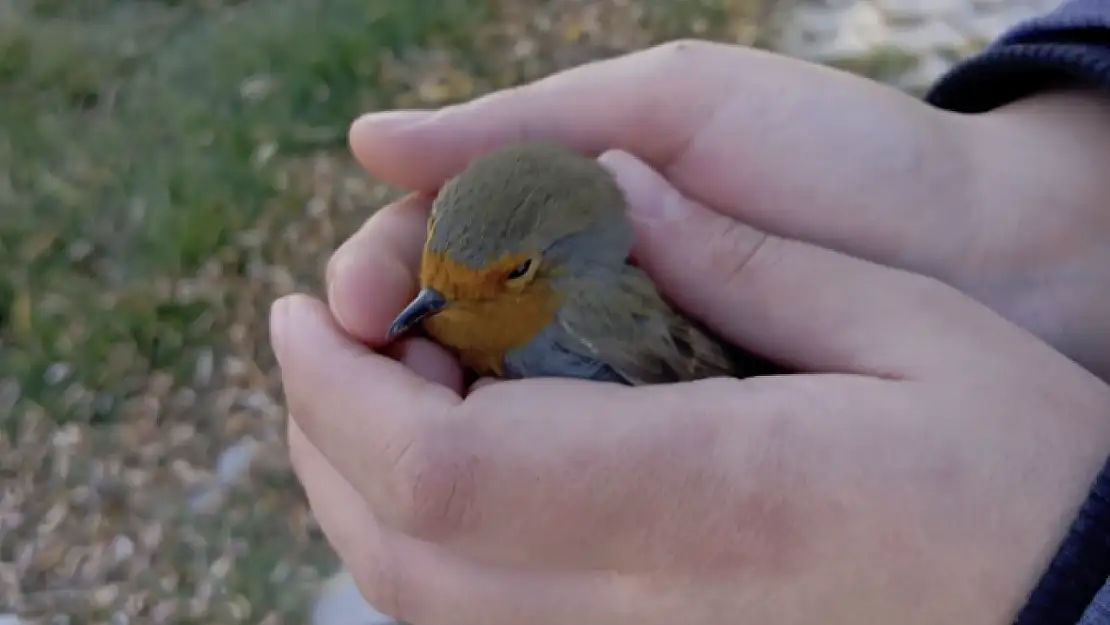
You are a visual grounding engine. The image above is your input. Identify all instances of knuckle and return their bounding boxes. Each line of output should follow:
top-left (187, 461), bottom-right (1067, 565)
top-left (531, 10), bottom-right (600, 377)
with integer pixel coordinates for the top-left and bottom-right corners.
top-left (642, 38), bottom-right (730, 80)
top-left (473, 83), bottom-right (544, 144)
top-left (703, 215), bottom-right (779, 292)
top-left (384, 424), bottom-right (477, 539)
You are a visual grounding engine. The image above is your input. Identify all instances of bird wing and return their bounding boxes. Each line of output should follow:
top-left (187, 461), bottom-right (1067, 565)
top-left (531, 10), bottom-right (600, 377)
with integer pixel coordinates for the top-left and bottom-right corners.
top-left (556, 268), bottom-right (752, 386)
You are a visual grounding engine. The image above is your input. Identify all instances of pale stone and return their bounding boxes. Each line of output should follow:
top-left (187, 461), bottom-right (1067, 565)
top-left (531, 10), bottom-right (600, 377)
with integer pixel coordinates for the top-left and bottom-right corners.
top-left (771, 0), bottom-right (1067, 91)
top-left (779, 1), bottom-right (890, 59)
top-left (876, 0), bottom-right (962, 22)
top-left (312, 569), bottom-right (400, 625)
top-left (892, 19), bottom-right (969, 53)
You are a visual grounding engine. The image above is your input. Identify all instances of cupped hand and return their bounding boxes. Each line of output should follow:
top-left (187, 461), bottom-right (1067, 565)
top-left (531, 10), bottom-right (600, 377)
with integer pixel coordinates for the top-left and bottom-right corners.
top-left (274, 154), bottom-right (1110, 624)
top-left (346, 39), bottom-right (1110, 380)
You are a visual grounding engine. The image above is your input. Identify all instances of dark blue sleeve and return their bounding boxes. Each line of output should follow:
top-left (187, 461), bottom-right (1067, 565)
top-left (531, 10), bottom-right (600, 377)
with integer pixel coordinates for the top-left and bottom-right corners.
top-left (925, 0), bottom-right (1110, 112)
top-left (1015, 459), bottom-right (1110, 625)
top-left (924, 3), bottom-right (1110, 624)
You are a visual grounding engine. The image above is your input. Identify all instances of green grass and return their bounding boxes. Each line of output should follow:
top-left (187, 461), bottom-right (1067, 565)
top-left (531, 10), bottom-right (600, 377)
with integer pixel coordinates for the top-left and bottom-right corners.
top-left (0, 0), bottom-right (496, 427)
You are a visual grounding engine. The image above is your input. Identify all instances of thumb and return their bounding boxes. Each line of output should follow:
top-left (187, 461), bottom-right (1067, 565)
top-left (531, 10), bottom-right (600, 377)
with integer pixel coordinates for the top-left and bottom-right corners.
top-left (598, 149), bottom-right (1008, 377)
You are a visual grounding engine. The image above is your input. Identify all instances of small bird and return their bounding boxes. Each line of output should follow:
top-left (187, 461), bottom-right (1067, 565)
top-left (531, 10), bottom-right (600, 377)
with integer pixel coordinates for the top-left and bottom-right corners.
top-left (385, 141), bottom-right (782, 385)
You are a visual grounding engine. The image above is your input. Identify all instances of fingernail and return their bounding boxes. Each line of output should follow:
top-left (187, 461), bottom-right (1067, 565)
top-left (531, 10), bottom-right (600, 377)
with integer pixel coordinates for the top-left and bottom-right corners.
top-left (351, 109), bottom-right (434, 133)
top-left (324, 251), bottom-right (359, 337)
top-left (598, 149), bottom-right (686, 220)
top-left (325, 244), bottom-right (348, 301)
top-left (270, 295), bottom-right (294, 357)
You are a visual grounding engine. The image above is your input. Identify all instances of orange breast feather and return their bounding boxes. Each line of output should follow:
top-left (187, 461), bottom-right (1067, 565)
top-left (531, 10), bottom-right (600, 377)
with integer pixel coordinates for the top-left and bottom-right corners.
top-left (420, 251), bottom-right (563, 377)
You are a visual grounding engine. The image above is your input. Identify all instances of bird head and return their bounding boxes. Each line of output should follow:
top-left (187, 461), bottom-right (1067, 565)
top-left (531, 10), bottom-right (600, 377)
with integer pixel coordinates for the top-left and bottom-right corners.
top-left (385, 142), bottom-right (635, 350)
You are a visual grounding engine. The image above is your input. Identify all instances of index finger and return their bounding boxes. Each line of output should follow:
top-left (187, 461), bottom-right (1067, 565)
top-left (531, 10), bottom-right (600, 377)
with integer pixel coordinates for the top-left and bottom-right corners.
top-left (348, 40), bottom-right (743, 191)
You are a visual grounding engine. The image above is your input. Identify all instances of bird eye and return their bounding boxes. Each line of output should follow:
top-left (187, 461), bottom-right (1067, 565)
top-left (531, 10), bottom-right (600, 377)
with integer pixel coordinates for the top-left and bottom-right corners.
top-left (506, 258), bottom-right (534, 281)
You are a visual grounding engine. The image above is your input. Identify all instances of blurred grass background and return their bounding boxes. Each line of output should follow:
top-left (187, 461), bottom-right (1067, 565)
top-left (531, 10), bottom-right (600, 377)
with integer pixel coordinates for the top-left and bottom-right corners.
top-left (0, 0), bottom-right (951, 621)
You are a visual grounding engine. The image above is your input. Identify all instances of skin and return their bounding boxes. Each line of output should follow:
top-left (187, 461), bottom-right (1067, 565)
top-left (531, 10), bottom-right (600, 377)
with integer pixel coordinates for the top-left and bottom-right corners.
top-left (278, 41), bottom-right (1110, 625)
top-left (386, 141), bottom-right (779, 384)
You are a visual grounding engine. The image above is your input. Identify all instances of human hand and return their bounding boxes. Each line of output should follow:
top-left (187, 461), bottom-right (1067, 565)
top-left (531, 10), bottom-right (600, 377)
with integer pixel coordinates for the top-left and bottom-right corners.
top-left (346, 40), bottom-right (1110, 380)
top-left (274, 167), bottom-right (1110, 624)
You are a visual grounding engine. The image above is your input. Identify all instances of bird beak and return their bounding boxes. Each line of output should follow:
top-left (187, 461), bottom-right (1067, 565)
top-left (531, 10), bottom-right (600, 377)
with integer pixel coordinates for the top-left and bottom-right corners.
top-left (386, 287), bottom-right (447, 341)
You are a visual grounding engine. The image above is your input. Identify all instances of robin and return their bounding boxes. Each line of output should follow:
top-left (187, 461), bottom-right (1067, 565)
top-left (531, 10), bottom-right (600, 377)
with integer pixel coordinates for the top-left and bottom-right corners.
top-left (385, 141), bottom-right (782, 385)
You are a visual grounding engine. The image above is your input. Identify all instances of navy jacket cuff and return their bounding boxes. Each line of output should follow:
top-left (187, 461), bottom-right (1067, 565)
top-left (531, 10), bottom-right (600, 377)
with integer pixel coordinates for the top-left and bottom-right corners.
top-left (926, 0), bottom-right (1110, 112)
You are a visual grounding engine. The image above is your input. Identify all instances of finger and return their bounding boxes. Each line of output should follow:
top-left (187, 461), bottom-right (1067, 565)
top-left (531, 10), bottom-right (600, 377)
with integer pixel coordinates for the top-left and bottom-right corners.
top-left (325, 192), bottom-right (431, 345)
top-left (271, 293), bottom-right (462, 519)
top-left (599, 149), bottom-right (1029, 376)
top-left (348, 40), bottom-right (742, 191)
top-left (350, 42), bottom-right (979, 292)
top-left (383, 336), bottom-right (465, 396)
top-left (289, 420), bottom-right (620, 625)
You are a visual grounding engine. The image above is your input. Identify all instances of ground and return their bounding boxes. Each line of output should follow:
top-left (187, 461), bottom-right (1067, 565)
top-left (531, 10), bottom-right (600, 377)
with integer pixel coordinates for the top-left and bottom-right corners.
top-left (0, 0), bottom-right (996, 622)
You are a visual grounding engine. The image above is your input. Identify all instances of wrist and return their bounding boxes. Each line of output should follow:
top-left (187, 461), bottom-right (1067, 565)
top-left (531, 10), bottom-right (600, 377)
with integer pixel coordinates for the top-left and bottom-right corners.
top-left (954, 88), bottom-right (1110, 381)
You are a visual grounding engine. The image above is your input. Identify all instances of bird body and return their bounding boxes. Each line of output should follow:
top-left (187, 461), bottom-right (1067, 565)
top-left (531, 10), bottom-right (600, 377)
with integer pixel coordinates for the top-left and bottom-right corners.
top-left (386, 141), bottom-right (778, 385)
